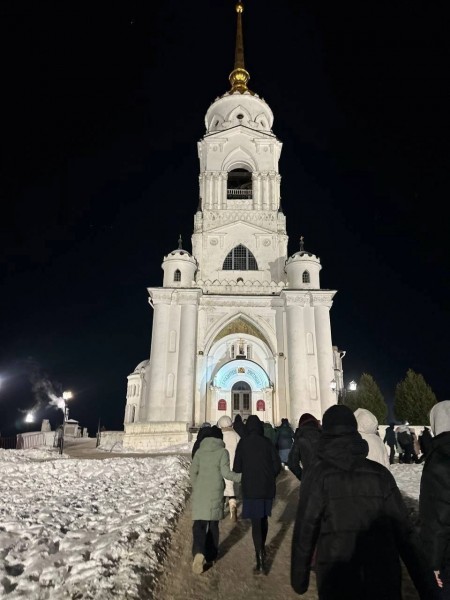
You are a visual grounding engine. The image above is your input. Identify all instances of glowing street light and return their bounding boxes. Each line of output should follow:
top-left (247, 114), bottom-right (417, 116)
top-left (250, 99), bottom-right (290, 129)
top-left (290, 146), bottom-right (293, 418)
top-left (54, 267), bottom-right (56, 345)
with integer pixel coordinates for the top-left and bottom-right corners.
top-left (60, 390), bottom-right (73, 455)
top-left (348, 380), bottom-right (357, 392)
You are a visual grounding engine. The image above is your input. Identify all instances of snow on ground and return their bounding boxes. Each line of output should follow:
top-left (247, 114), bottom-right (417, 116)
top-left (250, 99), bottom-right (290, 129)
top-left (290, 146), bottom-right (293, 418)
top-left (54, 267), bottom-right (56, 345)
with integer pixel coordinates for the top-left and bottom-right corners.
top-left (0, 448), bottom-right (422, 599)
top-left (0, 448), bottom-right (190, 599)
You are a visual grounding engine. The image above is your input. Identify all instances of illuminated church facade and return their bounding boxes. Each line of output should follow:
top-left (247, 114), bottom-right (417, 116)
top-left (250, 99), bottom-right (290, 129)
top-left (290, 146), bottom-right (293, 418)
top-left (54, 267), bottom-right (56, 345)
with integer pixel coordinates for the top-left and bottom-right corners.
top-left (123, 2), bottom-right (344, 450)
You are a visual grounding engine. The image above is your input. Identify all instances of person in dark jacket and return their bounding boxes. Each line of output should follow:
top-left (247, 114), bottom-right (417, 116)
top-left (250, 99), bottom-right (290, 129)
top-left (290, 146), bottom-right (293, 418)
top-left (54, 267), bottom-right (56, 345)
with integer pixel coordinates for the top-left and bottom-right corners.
top-left (384, 422), bottom-right (398, 465)
top-left (287, 413), bottom-right (321, 484)
top-left (276, 417), bottom-right (295, 467)
top-left (291, 404), bottom-right (438, 600)
top-left (233, 414), bottom-right (282, 574)
top-left (419, 400), bottom-right (450, 598)
top-left (233, 413), bottom-right (247, 439)
top-left (396, 423), bottom-right (414, 463)
top-left (263, 421), bottom-right (278, 446)
top-left (418, 426), bottom-right (433, 463)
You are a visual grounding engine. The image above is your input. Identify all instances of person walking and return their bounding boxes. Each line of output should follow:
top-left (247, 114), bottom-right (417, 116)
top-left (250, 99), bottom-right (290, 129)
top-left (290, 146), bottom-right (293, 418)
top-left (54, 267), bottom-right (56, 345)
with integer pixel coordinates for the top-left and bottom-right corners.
top-left (291, 404), bottom-right (438, 600)
top-left (233, 413), bottom-right (247, 438)
top-left (410, 428), bottom-right (421, 463)
top-left (233, 414), bottom-right (282, 574)
top-left (191, 422), bottom-right (212, 458)
top-left (276, 417), bottom-right (295, 468)
top-left (384, 422), bottom-right (398, 464)
top-left (217, 415), bottom-right (241, 522)
top-left (396, 422), bottom-right (414, 463)
top-left (287, 412), bottom-right (322, 484)
top-left (190, 426), bottom-right (241, 574)
top-left (354, 407), bottom-right (390, 469)
top-left (418, 425), bottom-right (433, 463)
top-left (419, 400), bottom-right (450, 598)
top-left (263, 421), bottom-right (279, 447)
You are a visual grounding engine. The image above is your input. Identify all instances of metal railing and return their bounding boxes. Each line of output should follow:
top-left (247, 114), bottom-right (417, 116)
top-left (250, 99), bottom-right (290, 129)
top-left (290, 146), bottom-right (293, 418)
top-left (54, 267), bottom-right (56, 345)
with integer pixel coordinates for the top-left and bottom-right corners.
top-left (227, 188), bottom-right (252, 199)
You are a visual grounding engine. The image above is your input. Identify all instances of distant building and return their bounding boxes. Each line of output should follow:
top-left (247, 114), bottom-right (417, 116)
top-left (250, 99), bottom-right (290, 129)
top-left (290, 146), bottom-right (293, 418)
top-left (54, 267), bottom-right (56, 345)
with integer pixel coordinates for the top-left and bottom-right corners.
top-left (123, 2), bottom-right (344, 450)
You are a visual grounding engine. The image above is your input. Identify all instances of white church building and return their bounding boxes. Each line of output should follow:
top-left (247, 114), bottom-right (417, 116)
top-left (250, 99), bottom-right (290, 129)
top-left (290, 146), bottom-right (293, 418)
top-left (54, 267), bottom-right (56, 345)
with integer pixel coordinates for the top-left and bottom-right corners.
top-left (123, 2), bottom-right (345, 450)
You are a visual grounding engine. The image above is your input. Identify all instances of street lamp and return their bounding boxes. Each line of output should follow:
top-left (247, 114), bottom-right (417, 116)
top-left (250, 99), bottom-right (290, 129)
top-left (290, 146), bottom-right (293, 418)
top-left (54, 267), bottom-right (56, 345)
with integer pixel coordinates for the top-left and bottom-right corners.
top-left (348, 380), bottom-right (357, 392)
top-left (60, 390), bottom-right (73, 455)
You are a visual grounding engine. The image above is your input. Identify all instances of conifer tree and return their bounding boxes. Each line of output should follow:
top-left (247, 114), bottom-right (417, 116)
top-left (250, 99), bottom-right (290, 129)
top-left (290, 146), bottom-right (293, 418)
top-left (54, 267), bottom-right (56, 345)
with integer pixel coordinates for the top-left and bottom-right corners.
top-left (394, 369), bottom-right (436, 424)
top-left (343, 373), bottom-right (387, 424)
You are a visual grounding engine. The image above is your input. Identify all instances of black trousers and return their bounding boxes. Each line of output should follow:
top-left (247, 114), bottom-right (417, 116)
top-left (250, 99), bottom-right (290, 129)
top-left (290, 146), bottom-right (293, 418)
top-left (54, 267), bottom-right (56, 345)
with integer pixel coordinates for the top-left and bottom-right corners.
top-left (192, 520), bottom-right (219, 562)
top-left (387, 444), bottom-right (396, 464)
top-left (251, 516), bottom-right (268, 553)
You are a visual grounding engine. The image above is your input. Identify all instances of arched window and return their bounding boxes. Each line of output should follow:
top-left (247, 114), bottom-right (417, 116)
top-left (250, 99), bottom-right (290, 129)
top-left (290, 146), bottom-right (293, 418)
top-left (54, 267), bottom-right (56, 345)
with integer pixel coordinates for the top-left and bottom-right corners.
top-left (174, 269), bottom-right (181, 282)
top-left (223, 245), bottom-right (258, 270)
top-left (227, 168), bottom-right (252, 199)
top-left (302, 270), bottom-right (310, 283)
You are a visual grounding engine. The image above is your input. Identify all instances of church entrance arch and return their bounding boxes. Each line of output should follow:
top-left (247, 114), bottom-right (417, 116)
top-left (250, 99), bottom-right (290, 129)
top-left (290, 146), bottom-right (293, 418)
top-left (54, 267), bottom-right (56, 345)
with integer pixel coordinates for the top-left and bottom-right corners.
top-left (211, 359), bottom-right (273, 424)
top-left (231, 381), bottom-right (251, 420)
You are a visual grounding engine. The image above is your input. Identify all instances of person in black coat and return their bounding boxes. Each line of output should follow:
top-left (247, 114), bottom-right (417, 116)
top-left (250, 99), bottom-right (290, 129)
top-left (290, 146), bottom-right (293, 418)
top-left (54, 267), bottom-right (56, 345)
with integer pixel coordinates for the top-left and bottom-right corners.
top-left (232, 413), bottom-right (247, 439)
top-left (419, 400), bottom-right (450, 598)
top-left (384, 422), bottom-right (398, 465)
top-left (291, 404), bottom-right (438, 600)
top-left (233, 414), bottom-right (282, 573)
top-left (287, 412), bottom-right (321, 484)
top-left (418, 426), bottom-right (433, 463)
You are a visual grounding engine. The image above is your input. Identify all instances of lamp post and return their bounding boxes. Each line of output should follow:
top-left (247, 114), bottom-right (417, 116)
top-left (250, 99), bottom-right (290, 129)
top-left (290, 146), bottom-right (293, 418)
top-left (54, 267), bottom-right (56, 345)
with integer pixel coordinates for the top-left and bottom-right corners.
top-left (339, 380), bottom-right (358, 404)
top-left (60, 390), bottom-right (73, 455)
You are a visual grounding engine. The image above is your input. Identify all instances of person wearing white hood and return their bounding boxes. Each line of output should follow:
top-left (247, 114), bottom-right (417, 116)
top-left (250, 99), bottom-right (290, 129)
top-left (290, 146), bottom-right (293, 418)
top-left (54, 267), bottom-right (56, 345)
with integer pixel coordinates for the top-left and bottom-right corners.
top-left (419, 400), bottom-right (450, 598)
top-left (217, 415), bottom-right (241, 522)
top-left (354, 408), bottom-right (390, 469)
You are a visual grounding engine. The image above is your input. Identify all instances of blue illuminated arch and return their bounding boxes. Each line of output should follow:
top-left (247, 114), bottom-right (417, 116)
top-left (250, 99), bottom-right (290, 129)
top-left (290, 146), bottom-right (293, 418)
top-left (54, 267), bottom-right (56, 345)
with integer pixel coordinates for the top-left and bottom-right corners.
top-left (213, 359), bottom-right (270, 391)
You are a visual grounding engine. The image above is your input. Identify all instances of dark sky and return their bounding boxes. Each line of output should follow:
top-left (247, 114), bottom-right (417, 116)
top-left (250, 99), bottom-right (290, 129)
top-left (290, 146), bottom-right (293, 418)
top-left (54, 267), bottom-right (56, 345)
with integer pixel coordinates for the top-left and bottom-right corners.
top-left (1, 0), bottom-right (449, 436)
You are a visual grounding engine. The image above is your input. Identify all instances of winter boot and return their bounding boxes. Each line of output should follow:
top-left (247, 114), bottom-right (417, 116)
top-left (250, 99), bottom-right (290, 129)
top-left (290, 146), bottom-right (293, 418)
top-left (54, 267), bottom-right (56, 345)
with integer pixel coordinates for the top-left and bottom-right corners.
top-left (192, 553), bottom-right (205, 574)
top-left (254, 548), bottom-right (266, 574)
top-left (229, 498), bottom-right (237, 522)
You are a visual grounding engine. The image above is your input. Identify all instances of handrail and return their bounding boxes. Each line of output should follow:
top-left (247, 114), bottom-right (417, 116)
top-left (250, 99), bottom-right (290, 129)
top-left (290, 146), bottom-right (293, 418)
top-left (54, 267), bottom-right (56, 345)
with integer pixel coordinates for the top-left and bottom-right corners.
top-left (227, 188), bottom-right (252, 199)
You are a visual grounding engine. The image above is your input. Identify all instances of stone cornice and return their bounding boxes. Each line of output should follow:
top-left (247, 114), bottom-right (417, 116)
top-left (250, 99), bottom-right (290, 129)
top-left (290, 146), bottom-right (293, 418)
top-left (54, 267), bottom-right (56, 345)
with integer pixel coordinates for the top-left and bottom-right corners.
top-left (281, 290), bottom-right (336, 307)
top-left (200, 296), bottom-right (285, 308)
top-left (147, 288), bottom-right (202, 305)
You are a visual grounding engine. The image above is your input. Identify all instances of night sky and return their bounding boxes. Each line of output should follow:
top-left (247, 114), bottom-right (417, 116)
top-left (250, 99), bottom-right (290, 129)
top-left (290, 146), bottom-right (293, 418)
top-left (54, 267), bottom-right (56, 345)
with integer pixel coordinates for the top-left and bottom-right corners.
top-left (1, 1), bottom-right (449, 437)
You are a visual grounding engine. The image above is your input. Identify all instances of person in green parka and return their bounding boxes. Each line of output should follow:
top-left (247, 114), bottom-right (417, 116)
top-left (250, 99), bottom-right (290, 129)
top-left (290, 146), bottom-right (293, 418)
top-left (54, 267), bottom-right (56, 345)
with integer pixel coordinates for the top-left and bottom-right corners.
top-left (190, 425), bottom-right (242, 574)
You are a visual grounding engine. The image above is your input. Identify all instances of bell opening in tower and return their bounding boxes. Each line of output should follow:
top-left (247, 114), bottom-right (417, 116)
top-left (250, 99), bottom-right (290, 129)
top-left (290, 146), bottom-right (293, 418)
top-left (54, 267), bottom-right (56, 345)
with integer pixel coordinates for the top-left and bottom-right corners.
top-left (227, 168), bottom-right (252, 199)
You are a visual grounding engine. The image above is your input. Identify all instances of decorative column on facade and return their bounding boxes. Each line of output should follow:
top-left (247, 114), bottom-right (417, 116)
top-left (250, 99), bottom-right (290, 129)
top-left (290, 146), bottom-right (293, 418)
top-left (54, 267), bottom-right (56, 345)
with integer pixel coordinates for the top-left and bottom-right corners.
top-left (312, 293), bottom-right (336, 414)
top-left (285, 294), bottom-right (308, 421)
top-left (212, 173), bottom-right (219, 209)
top-left (205, 172), bottom-right (212, 209)
top-left (198, 174), bottom-right (204, 210)
top-left (146, 291), bottom-right (172, 421)
top-left (175, 292), bottom-right (200, 422)
top-left (269, 171), bottom-right (277, 210)
top-left (260, 172), bottom-right (268, 210)
top-left (253, 172), bottom-right (260, 210)
top-left (219, 171), bottom-right (227, 209)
